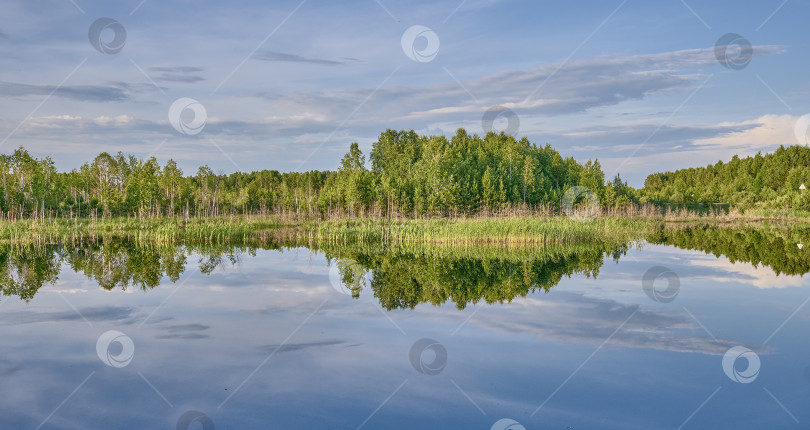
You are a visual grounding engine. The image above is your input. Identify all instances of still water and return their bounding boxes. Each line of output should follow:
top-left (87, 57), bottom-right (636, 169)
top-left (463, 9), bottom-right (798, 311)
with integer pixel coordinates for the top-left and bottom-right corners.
top-left (1, 227), bottom-right (809, 429)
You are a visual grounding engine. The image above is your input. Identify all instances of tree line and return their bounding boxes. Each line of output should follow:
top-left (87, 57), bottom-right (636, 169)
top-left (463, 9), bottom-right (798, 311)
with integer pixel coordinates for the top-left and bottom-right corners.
top-left (3, 129), bottom-right (808, 220)
top-left (0, 129), bottom-right (634, 219)
top-left (640, 145), bottom-right (810, 210)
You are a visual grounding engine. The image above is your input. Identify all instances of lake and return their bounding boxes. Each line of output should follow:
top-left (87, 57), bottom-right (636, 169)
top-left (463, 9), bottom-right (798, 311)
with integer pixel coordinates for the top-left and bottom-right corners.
top-left (1, 225), bottom-right (808, 429)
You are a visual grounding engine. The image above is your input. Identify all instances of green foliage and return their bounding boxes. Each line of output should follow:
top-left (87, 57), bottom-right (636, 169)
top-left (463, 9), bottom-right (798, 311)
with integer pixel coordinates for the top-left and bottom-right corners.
top-left (0, 129), bottom-right (607, 219)
top-left (639, 145), bottom-right (810, 210)
top-left (365, 129), bottom-right (606, 215)
top-left (7, 134), bottom-right (809, 219)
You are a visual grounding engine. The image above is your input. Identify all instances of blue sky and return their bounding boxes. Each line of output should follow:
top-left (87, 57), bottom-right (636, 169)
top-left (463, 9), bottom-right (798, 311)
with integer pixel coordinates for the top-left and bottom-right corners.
top-left (0, 0), bottom-right (807, 185)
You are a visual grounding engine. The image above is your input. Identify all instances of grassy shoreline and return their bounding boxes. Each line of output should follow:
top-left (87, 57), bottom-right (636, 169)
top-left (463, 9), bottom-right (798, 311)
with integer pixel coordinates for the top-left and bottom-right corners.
top-left (1, 209), bottom-right (807, 245)
top-left (0, 216), bottom-right (287, 244)
top-left (304, 217), bottom-right (654, 244)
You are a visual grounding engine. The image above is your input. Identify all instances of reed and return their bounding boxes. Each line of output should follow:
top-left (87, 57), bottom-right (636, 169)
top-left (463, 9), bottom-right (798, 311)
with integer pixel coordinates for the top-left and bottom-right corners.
top-left (304, 216), bottom-right (657, 245)
top-left (0, 208), bottom-right (805, 246)
top-left (0, 215), bottom-right (288, 244)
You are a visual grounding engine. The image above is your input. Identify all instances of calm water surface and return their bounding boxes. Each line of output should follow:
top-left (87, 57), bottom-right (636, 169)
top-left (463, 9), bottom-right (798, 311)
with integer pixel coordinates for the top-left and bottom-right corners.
top-left (1, 228), bottom-right (809, 429)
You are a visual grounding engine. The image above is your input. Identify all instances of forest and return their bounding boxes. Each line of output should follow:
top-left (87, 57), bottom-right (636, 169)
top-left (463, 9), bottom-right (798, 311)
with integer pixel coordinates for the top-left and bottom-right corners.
top-left (641, 144), bottom-right (810, 210)
top-left (0, 128), bottom-right (808, 220)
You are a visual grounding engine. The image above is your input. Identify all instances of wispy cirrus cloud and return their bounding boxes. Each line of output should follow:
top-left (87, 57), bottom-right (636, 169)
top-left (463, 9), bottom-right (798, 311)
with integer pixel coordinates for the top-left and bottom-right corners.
top-left (251, 45), bottom-right (785, 126)
top-left (253, 50), bottom-right (353, 65)
top-left (256, 339), bottom-right (346, 353)
top-left (147, 66), bottom-right (206, 83)
top-left (0, 81), bottom-right (129, 102)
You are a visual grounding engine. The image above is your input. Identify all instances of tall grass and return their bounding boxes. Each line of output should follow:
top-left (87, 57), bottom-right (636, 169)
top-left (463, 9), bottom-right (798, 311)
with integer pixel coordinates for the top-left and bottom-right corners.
top-left (0, 215), bottom-right (288, 244)
top-left (0, 206), bottom-right (804, 246)
top-left (304, 216), bottom-right (656, 244)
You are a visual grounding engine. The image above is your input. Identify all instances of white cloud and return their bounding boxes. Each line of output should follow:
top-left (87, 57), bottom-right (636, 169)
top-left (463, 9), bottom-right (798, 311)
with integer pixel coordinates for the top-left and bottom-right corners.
top-left (92, 115), bottom-right (134, 127)
top-left (551, 114), bottom-right (801, 183)
top-left (693, 114), bottom-right (799, 150)
top-left (688, 257), bottom-right (808, 289)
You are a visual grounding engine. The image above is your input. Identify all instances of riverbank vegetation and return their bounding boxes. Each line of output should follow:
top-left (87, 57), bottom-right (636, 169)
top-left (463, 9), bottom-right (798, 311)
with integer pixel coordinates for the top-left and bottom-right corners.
top-left (0, 129), bottom-right (808, 240)
top-left (0, 216), bottom-right (286, 244)
top-left (0, 214), bottom-right (649, 244)
top-left (1, 208), bottom-right (803, 247)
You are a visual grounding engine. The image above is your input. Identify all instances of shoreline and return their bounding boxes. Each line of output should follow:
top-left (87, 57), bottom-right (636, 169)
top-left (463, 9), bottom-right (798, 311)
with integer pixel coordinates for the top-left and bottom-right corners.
top-left (0, 212), bottom-right (807, 245)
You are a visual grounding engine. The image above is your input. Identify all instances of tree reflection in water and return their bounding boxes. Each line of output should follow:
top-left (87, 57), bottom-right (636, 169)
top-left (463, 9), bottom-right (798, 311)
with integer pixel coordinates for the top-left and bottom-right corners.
top-left (2, 223), bottom-right (808, 308)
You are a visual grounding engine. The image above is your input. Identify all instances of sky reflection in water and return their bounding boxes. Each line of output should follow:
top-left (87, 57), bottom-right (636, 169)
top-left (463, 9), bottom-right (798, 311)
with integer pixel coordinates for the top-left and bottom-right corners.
top-left (0, 235), bottom-right (808, 429)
